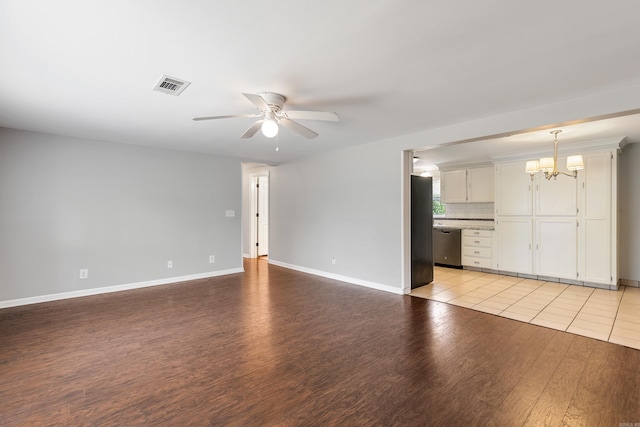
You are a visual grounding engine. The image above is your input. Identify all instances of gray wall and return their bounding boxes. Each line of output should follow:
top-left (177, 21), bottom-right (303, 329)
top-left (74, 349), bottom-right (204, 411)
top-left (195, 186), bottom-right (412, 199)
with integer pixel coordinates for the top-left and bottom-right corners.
top-left (269, 140), bottom-right (403, 289)
top-left (0, 128), bottom-right (242, 302)
top-left (619, 142), bottom-right (640, 281)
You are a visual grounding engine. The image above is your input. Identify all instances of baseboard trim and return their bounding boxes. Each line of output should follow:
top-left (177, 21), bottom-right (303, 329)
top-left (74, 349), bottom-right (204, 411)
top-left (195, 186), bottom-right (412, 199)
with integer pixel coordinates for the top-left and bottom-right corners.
top-left (0, 268), bottom-right (245, 309)
top-left (268, 259), bottom-right (403, 295)
top-left (464, 266), bottom-right (619, 290)
top-left (620, 278), bottom-right (640, 288)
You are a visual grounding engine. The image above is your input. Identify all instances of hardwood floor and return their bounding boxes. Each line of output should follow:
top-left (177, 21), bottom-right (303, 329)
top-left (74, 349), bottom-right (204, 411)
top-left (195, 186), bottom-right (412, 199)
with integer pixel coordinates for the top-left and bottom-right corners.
top-left (1, 258), bottom-right (639, 425)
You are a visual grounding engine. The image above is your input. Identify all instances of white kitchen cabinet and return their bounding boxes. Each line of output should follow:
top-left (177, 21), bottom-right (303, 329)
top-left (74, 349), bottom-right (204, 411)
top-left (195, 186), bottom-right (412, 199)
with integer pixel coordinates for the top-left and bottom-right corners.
top-left (441, 166), bottom-right (494, 203)
top-left (535, 218), bottom-right (577, 280)
top-left (578, 151), bottom-right (615, 285)
top-left (467, 167), bottom-right (495, 203)
top-left (496, 160), bottom-right (577, 217)
top-left (494, 144), bottom-right (621, 287)
top-left (440, 169), bottom-right (467, 203)
top-left (535, 157), bottom-right (578, 216)
top-left (496, 218), bottom-right (533, 274)
top-left (462, 229), bottom-right (494, 269)
top-left (495, 162), bottom-right (532, 216)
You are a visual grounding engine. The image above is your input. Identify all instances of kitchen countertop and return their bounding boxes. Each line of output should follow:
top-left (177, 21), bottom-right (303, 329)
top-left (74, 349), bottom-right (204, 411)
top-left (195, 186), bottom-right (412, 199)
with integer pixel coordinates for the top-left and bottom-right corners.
top-left (434, 225), bottom-right (495, 231)
top-left (462, 226), bottom-right (495, 230)
top-left (433, 218), bottom-right (495, 231)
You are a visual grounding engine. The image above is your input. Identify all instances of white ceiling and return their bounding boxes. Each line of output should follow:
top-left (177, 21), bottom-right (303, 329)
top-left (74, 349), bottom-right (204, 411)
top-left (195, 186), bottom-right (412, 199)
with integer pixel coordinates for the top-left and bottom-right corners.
top-left (413, 112), bottom-right (640, 175)
top-left (2, 1), bottom-right (640, 164)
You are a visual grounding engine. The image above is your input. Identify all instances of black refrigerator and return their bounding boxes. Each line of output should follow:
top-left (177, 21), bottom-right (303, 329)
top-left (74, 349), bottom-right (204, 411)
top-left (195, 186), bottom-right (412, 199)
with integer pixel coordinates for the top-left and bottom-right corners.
top-left (411, 175), bottom-right (434, 289)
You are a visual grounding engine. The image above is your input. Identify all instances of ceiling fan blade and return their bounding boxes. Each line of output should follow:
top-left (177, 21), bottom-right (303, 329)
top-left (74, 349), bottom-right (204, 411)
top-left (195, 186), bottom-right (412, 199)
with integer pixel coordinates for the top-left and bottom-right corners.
top-left (193, 113), bottom-right (261, 121)
top-left (240, 120), bottom-right (264, 139)
top-left (242, 93), bottom-right (270, 111)
top-left (281, 110), bottom-right (339, 122)
top-left (279, 118), bottom-right (319, 139)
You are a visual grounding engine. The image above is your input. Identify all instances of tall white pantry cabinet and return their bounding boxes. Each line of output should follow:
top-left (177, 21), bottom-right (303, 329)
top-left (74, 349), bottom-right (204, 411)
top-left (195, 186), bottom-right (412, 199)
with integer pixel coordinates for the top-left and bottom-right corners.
top-left (494, 145), bottom-right (620, 288)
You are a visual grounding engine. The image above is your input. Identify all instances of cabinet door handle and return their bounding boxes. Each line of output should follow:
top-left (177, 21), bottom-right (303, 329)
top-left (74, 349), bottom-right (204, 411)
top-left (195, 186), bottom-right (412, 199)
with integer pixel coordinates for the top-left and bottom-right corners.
top-left (474, 240), bottom-right (481, 244)
top-left (474, 251), bottom-right (480, 254)
top-left (474, 231), bottom-right (480, 235)
top-left (474, 261), bottom-right (480, 265)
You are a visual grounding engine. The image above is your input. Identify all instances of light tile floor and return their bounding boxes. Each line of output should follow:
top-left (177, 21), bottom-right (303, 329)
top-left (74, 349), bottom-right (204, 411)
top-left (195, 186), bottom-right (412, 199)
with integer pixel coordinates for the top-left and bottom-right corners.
top-left (411, 266), bottom-right (640, 351)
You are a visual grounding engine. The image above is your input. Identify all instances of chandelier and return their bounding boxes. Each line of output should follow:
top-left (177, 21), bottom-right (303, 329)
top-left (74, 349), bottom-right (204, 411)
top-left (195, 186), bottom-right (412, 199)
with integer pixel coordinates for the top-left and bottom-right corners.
top-left (525, 130), bottom-right (584, 180)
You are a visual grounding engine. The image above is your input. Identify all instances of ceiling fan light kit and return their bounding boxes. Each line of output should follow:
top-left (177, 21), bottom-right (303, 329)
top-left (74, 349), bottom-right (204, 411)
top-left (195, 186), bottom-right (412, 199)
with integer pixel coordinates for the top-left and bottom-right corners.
top-left (193, 92), bottom-right (339, 142)
top-left (525, 130), bottom-right (584, 181)
top-left (261, 111), bottom-right (279, 138)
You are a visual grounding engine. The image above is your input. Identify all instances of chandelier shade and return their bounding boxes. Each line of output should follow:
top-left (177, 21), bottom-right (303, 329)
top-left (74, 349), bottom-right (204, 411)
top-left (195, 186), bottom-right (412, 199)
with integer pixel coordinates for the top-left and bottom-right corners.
top-left (567, 155), bottom-right (585, 171)
top-left (525, 160), bottom-right (539, 174)
top-left (539, 157), bottom-right (555, 173)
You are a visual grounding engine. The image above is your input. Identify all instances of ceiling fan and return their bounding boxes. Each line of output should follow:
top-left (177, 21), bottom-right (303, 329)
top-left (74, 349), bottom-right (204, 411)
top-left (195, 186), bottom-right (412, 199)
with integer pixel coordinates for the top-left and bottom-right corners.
top-left (193, 92), bottom-right (339, 139)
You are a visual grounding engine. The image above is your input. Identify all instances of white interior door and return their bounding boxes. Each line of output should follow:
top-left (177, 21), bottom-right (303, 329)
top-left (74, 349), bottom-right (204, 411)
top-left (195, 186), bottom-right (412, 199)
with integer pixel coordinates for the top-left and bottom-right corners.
top-left (256, 174), bottom-right (269, 256)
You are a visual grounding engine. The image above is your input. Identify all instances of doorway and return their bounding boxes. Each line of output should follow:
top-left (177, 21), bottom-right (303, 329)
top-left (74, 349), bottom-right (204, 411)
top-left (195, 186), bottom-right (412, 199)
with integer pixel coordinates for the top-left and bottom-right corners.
top-left (251, 173), bottom-right (269, 258)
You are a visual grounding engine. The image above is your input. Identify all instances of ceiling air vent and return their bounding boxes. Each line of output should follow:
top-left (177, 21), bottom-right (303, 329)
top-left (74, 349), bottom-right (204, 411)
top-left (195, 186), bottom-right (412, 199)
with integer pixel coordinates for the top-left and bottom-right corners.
top-left (152, 75), bottom-right (191, 96)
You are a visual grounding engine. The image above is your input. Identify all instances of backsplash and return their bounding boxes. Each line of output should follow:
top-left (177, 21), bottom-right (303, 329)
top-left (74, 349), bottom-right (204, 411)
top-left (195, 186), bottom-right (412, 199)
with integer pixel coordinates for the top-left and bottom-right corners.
top-left (442, 202), bottom-right (494, 219)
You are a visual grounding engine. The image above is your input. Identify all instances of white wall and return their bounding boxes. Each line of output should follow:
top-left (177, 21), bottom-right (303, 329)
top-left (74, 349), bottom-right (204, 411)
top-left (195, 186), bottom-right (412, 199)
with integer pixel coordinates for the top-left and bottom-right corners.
top-left (0, 128), bottom-right (243, 304)
top-left (619, 142), bottom-right (640, 281)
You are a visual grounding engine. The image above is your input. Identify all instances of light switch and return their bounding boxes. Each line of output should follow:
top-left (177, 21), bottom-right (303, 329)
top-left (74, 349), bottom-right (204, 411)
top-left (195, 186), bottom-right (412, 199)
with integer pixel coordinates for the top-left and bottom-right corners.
top-left (225, 210), bottom-right (235, 217)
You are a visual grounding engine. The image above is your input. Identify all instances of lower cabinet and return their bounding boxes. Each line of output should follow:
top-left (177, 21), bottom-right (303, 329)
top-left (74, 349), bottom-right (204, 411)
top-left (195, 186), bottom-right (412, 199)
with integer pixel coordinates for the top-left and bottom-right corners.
top-left (535, 218), bottom-right (577, 280)
top-left (496, 218), bottom-right (533, 274)
top-left (580, 218), bottom-right (611, 284)
top-left (462, 229), bottom-right (493, 269)
top-left (496, 218), bottom-right (578, 280)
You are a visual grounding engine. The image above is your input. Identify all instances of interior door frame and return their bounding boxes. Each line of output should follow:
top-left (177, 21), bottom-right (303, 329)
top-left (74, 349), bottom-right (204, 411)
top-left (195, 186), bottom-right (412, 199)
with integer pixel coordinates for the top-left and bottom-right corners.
top-left (401, 150), bottom-right (413, 293)
top-left (249, 172), bottom-right (270, 258)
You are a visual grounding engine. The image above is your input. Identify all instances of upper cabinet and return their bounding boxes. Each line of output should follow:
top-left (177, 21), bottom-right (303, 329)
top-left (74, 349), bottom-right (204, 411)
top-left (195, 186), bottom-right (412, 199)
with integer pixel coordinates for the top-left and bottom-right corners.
top-left (495, 160), bottom-right (577, 217)
top-left (441, 166), bottom-right (494, 203)
top-left (495, 162), bottom-right (532, 215)
top-left (440, 169), bottom-right (467, 203)
top-left (535, 156), bottom-right (578, 216)
top-left (467, 166), bottom-right (495, 203)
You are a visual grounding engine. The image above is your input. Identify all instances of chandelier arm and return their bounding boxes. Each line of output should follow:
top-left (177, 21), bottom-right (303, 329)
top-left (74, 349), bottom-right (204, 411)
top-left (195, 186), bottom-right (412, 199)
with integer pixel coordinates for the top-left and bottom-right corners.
top-left (558, 171), bottom-right (578, 178)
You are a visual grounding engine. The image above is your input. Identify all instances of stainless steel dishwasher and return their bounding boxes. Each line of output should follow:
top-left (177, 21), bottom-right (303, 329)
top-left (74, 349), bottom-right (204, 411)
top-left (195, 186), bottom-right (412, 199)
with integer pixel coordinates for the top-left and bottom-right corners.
top-left (433, 227), bottom-right (462, 267)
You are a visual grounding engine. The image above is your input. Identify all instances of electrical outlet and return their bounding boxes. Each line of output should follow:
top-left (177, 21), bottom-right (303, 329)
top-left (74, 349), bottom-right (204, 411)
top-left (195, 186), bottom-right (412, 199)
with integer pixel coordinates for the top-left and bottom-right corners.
top-left (209, 255), bottom-right (215, 263)
top-left (79, 269), bottom-right (88, 279)
top-left (167, 260), bottom-right (173, 268)
top-left (331, 257), bottom-right (336, 265)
